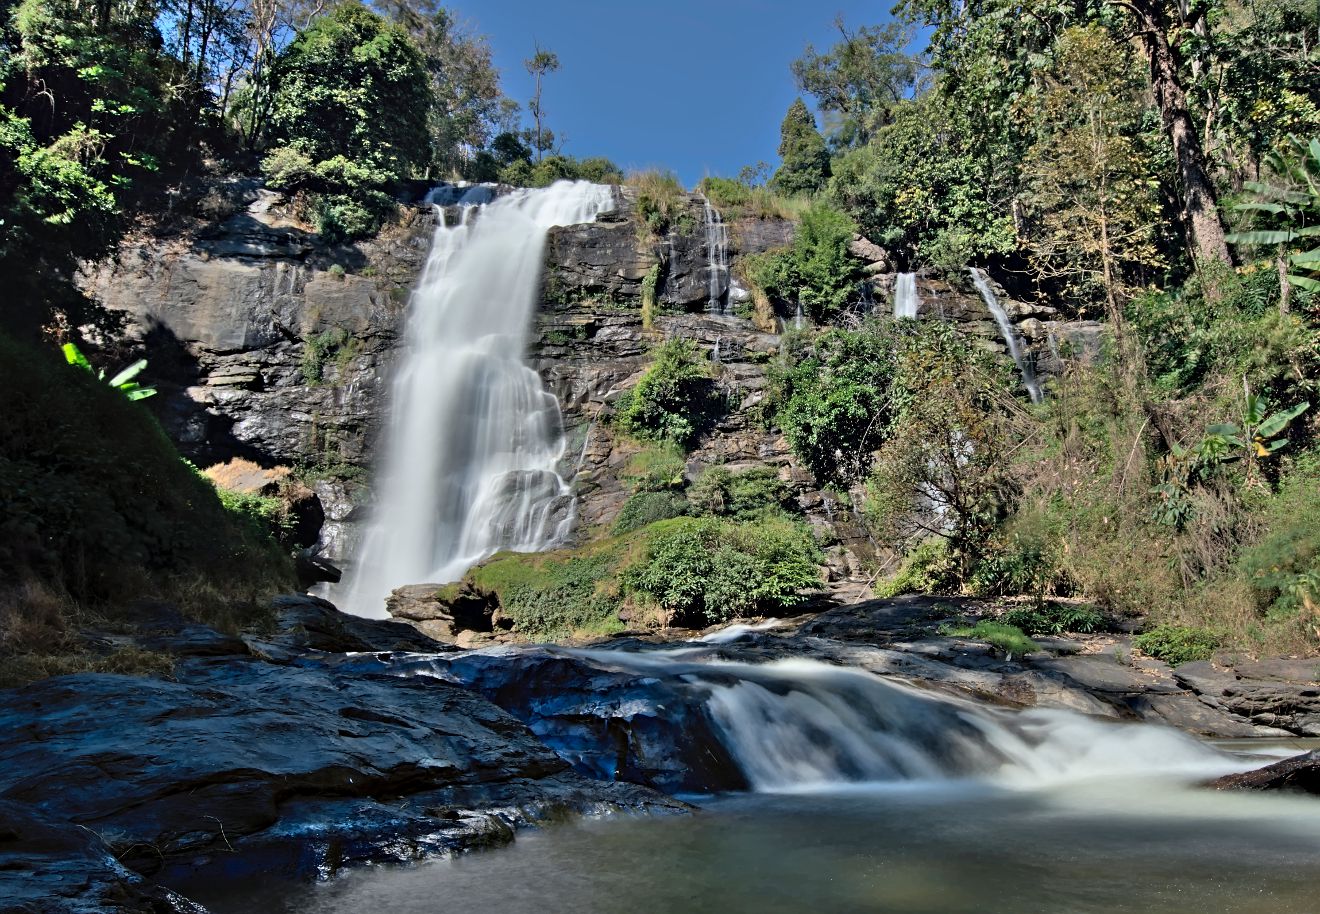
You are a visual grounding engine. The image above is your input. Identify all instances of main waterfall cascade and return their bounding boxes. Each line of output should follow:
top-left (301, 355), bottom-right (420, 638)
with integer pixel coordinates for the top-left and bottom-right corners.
top-left (341, 181), bottom-right (616, 618)
top-left (893, 271), bottom-right (920, 319)
top-left (701, 195), bottom-right (730, 313)
top-left (970, 267), bottom-right (1044, 403)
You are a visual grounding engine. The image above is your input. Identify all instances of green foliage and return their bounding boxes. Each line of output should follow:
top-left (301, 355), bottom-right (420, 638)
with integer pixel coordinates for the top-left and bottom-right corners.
top-left (613, 491), bottom-right (690, 534)
top-left (942, 620), bottom-right (1041, 658)
top-left (689, 465), bottom-right (790, 519)
top-left (1237, 455), bottom-right (1320, 621)
top-left (213, 487), bottom-right (293, 544)
top-left (300, 327), bottom-right (356, 385)
top-left (1227, 134), bottom-right (1320, 294)
top-left (1133, 625), bottom-right (1221, 666)
top-left (621, 445), bottom-right (688, 493)
top-left (622, 516), bottom-right (822, 625)
top-left (1000, 603), bottom-right (1105, 636)
top-left (614, 338), bottom-right (720, 448)
top-left (698, 175), bottom-right (810, 221)
top-left (640, 263), bottom-right (659, 330)
top-left (498, 154), bottom-right (623, 188)
top-left (61, 343), bottom-right (156, 400)
top-left (628, 170), bottom-right (689, 239)
top-left (750, 201), bottom-right (860, 322)
top-left (769, 321), bottom-right (898, 485)
top-left (0, 331), bottom-right (293, 605)
top-left (875, 538), bottom-right (960, 597)
top-left (827, 92), bottom-right (1015, 266)
top-left (771, 98), bottom-right (829, 195)
top-left (263, 2), bottom-right (432, 240)
top-left (470, 550), bottom-right (621, 640)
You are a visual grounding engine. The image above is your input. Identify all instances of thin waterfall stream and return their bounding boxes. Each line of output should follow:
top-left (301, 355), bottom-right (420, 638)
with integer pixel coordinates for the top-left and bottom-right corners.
top-left (340, 181), bottom-right (615, 618)
top-left (893, 271), bottom-right (919, 319)
top-left (970, 267), bottom-right (1043, 403)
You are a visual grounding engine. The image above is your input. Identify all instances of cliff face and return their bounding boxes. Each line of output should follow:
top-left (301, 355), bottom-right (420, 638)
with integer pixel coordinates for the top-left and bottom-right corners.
top-left (80, 179), bottom-right (1097, 580)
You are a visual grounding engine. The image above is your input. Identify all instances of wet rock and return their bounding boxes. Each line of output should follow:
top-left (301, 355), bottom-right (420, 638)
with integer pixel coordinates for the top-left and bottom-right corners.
top-left (1209, 749), bottom-right (1320, 794)
top-left (244, 594), bottom-right (449, 657)
top-left (386, 583), bottom-right (496, 644)
top-left (0, 800), bottom-right (204, 914)
top-left (0, 643), bottom-right (685, 889)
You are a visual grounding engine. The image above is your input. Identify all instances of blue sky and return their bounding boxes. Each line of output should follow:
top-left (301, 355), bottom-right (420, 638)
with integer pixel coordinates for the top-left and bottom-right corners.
top-left (444, 0), bottom-right (905, 188)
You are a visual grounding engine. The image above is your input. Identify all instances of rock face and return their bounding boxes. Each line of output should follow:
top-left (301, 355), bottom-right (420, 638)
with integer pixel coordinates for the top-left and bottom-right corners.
top-left (1174, 659), bottom-right (1320, 735)
top-left (81, 178), bottom-right (1097, 581)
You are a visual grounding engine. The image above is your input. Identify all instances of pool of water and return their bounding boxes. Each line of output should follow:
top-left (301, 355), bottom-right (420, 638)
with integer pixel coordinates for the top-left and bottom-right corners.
top-left (193, 776), bottom-right (1320, 914)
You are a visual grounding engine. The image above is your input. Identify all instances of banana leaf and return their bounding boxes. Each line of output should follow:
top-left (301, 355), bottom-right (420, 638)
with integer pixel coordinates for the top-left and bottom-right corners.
top-left (1256, 402), bottom-right (1310, 439)
top-left (107, 359), bottom-right (148, 388)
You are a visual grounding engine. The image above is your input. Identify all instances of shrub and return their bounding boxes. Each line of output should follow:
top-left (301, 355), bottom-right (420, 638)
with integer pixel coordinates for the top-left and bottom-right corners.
top-left (689, 465), bottom-right (789, 519)
top-left (942, 620), bottom-right (1042, 657)
top-left (469, 551), bottom-right (622, 641)
top-left (614, 338), bottom-right (721, 448)
top-left (613, 491), bottom-right (689, 534)
top-left (1235, 454), bottom-right (1320, 624)
top-left (875, 538), bottom-right (961, 597)
top-left (626, 170), bottom-right (689, 239)
top-left (1133, 625), bottom-right (1221, 666)
top-left (621, 444), bottom-right (687, 493)
top-left (749, 200), bottom-right (861, 322)
top-left (1000, 603), bottom-right (1105, 635)
top-left (622, 516), bottom-right (822, 625)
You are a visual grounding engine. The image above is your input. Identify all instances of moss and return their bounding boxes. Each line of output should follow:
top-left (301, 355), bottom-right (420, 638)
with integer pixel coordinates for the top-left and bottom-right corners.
top-left (943, 620), bottom-right (1042, 658)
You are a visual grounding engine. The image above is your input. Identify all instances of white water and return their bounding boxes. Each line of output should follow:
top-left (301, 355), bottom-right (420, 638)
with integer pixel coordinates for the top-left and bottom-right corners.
top-left (341, 181), bottom-right (615, 618)
top-left (566, 647), bottom-right (1249, 793)
top-left (701, 195), bottom-right (729, 313)
top-left (970, 267), bottom-right (1043, 403)
top-left (893, 271), bottom-right (919, 319)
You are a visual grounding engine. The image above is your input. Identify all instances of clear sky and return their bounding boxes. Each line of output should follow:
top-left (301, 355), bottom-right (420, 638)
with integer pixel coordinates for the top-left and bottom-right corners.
top-left (443, 0), bottom-right (905, 188)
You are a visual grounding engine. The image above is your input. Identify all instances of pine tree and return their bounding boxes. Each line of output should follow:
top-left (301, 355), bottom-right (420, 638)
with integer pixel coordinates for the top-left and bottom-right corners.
top-left (772, 99), bottom-right (830, 195)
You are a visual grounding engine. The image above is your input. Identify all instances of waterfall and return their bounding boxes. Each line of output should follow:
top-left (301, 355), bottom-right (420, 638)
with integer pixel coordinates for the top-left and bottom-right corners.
top-left (794, 301), bottom-right (804, 330)
top-left (969, 267), bottom-right (1043, 403)
top-left (341, 181), bottom-right (615, 618)
top-left (893, 271), bottom-right (919, 319)
top-left (561, 647), bottom-right (1244, 793)
top-left (701, 195), bottom-right (729, 313)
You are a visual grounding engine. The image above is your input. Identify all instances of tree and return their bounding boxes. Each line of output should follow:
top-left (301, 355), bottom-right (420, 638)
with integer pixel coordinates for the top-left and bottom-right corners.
top-left (791, 17), bottom-right (923, 147)
top-left (771, 98), bottom-right (830, 195)
top-left (1020, 26), bottom-right (1164, 321)
top-left (524, 45), bottom-right (559, 163)
top-left (263, 1), bottom-right (433, 238)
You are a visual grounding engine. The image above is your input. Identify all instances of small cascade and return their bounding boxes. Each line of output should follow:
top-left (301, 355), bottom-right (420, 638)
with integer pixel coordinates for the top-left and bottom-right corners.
top-left (970, 267), bottom-right (1043, 403)
top-left (794, 301), bottom-right (804, 330)
top-left (711, 337), bottom-right (722, 363)
top-left (893, 272), bottom-right (920, 319)
top-left (341, 181), bottom-right (615, 618)
top-left (701, 195), bottom-right (729, 313)
top-left (563, 648), bottom-right (1243, 793)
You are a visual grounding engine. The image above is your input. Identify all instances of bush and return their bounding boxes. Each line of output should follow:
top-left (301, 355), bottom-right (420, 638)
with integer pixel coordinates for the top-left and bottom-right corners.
top-left (626, 170), bottom-right (689, 239)
top-left (749, 201), bottom-right (861, 322)
top-left (1133, 625), bottom-right (1221, 666)
top-left (614, 339), bottom-right (720, 448)
top-left (621, 444), bottom-right (687, 493)
top-left (689, 465), bottom-right (789, 519)
top-left (613, 491), bottom-right (689, 534)
top-left (469, 551), bottom-right (622, 640)
top-left (622, 516), bottom-right (822, 625)
top-left (768, 322), bottom-right (899, 485)
top-left (1000, 603), bottom-right (1105, 635)
top-left (875, 538), bottom-right (961, 597)
top-left (942, 620), bottom-right (1042, 658)
top-left (1235, 453), bottom-right (1320, 623)
top-left (497, 154), bottom-right (624, 189)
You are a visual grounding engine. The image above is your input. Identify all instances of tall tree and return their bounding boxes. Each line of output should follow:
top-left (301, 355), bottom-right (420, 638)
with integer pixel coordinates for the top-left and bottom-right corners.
top-left (523, 44), bottom-right (558, 163)
top-left (771, 98), bottom-right (830, 195)
top-left (791, 17), bottom-right (923, 147)
top-left (1020, 26), bottom-right (1164, 321)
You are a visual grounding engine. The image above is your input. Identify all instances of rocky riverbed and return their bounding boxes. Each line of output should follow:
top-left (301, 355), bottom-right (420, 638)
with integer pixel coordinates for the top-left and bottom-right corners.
top-left (4, 593), bottom-right (1317, 913)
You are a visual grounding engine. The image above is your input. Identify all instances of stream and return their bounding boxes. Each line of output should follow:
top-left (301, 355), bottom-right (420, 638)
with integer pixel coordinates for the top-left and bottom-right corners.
top-left (181, 637), bottom-right (1320, 914)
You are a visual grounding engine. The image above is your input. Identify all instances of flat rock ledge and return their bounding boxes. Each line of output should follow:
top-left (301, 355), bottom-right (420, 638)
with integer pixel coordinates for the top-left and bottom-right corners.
top-left (0, 595), bottom-right (685, 914)
top-left (1209, 749), bottom-right (1320, 794)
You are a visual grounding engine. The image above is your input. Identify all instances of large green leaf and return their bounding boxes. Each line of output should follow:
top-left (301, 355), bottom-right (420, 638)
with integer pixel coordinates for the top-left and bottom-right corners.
top-left (61, 342), bottom-right (92, 372)
top-left (1256, 402), bottom-right (1310, 439)
top-left (1225, 229), bottom-right (1295, 245)
top-left (107, 359), bottom-right (147, 388)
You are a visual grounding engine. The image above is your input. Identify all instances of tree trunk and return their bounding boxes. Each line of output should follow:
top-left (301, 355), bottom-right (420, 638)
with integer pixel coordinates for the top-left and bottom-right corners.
top-left (1122, 0), bottom-right (1232, 266)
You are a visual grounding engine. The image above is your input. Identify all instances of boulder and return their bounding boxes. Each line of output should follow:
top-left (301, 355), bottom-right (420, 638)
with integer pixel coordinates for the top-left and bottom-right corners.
top-left (1209, 749), bottom-right (1320, 794)
top-left (1175, 659), bottom-right (1320, 735)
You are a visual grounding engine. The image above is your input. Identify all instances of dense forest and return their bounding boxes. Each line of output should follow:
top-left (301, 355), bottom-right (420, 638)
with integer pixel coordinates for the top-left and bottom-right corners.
top-left (2, 0), bottom-right (1319, 671)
